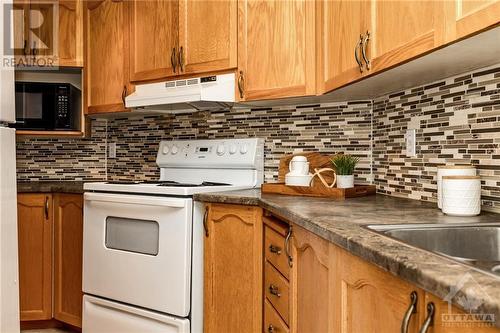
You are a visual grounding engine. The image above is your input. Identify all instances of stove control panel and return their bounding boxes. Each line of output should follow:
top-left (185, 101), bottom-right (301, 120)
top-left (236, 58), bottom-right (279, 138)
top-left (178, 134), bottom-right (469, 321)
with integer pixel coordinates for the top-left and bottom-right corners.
top-left (157, 138), bottom-right (264, 169)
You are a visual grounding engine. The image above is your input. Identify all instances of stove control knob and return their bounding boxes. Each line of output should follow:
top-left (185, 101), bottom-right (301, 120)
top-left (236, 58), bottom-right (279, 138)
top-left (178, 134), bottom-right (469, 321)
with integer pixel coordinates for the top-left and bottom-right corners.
top-left (171, 145), bottom-right (179, 155)
top-left (162, 145), bottom-right (170, 155)
top-left (216, 144), bottom-right (226, 156)
top-left (240, 144), bottom-right (248, 155)
top-left (229, 144), bottom-right (237, 155)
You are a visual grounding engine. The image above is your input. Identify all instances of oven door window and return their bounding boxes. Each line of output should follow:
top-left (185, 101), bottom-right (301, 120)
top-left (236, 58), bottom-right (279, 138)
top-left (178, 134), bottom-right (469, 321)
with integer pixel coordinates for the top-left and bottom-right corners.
top-left (105, 217), bottom-right (159, 256)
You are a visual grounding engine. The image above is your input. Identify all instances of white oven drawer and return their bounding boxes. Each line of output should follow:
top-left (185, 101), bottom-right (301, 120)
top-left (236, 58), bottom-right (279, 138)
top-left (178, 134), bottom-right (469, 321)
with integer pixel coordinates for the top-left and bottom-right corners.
top-left (83, 193), bottom-right (193, 317)
top-left (83, 295), bottom-right (190, 333)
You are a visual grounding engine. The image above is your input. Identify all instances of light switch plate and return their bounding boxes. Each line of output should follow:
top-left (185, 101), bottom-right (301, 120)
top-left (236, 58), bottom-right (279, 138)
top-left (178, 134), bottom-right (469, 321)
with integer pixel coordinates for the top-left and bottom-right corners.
top-left (405, 129), bottom-right (416, 157)
top-left (109, 142), bottom-right (117, 159)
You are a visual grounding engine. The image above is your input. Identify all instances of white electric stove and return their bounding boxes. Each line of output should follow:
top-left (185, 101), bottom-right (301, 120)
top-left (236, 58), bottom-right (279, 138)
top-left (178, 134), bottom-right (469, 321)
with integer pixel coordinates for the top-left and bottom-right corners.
top-left (82, 138), bottom-right (263, 333)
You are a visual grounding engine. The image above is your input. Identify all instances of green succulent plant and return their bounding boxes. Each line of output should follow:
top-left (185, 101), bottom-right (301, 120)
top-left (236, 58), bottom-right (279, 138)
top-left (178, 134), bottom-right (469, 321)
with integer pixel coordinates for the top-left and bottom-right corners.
top-left (331, 154), bottom-right (360, 175)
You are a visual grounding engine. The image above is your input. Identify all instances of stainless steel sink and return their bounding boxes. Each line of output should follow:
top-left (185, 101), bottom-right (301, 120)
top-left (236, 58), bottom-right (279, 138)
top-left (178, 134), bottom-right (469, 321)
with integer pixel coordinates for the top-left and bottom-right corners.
top-left (367, 223), bottom-right (500, 276)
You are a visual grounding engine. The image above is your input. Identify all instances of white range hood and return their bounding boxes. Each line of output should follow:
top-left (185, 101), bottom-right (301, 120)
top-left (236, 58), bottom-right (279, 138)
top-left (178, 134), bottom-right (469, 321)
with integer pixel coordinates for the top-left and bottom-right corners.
top-left (125, 73), bottom-right (235, 113)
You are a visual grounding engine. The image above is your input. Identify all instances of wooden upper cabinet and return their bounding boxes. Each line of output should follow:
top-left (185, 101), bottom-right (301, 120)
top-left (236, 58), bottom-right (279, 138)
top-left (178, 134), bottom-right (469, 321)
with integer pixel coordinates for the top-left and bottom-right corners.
top-left (333, 246), bottom-right (424, 333)
top-left (17, 194), bottom-right (53, 321)
top-left (444, 0), bottom-right (500, 41)
top-left (318, 0), bottom-right (371, 93)
top-left (178, 0), bottom-right (237, 75)
top-left (85, 0), bottom-right (129, 114)
top-left (367, 0), bottom-right (444, 75)
top-left (204, 204), bottom-right (263, 333)
top-left (58, 0), bottom-right (83, 67)
top-left (238, 0), bottom-right (316, 101)
top-left (53, 194), bottom-right (84, 328)
top-left (129, 0), bottom-right (178, 82)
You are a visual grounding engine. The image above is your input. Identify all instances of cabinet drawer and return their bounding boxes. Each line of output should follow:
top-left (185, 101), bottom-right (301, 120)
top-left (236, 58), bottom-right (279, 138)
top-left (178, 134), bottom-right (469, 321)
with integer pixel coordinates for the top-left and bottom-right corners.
top-left (264, 225), bottom-right (289, 279)
top-left (264, 299), bottom-right (289, 333)
top-left (264, 261), bottom-right (289, 324)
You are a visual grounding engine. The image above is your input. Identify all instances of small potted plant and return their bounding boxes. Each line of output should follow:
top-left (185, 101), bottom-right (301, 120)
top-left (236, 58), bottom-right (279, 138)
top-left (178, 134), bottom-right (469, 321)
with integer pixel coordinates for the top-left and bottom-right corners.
top-left (331, 154), bottom-right (359, 188)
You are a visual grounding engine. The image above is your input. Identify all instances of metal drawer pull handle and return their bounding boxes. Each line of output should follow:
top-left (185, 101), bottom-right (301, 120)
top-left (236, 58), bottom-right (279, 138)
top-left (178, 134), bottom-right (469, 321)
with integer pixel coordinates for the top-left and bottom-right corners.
top-left (418, 302), bottom-right (435, 333)
top-left (269, 244), bottom-right (281, 254)
top-left (171, 47), bottom-right (177, 73)
top-left (268, 324), bottom-right (275, 333)
top-left (285, 226), bottom-right (293, 267)
top-left (238, 71), bottom-right (245, 99)
top-left (203, 207), bottom-right (209, 237)
top-left (44, 196), bottom-right (49, 220)
top-left (355, 34), bottom-right (364, 73)
top-left (361, 31), bottom-right (371, 70)
top-left (401, 291), bottom-right (418, 333)
top-left (269, 284), bottom-right (281, 297)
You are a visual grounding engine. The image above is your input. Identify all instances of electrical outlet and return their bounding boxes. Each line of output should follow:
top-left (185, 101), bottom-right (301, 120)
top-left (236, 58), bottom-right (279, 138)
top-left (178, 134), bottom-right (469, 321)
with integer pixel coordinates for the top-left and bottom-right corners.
top-left (109, 142), bottom-right (117, 159)
top-left (405, 129), bottom-right (416, 157)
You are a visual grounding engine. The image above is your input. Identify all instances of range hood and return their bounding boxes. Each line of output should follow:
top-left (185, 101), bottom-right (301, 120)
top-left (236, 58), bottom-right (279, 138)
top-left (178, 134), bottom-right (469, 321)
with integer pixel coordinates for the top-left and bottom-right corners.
top-left (125, 73), bottom-right (235, 113)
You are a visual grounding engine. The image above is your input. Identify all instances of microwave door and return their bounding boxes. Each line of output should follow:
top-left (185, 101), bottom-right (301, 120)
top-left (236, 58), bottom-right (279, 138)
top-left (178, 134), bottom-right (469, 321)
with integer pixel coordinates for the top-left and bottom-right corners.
top-left (15, 83), bottom-right (55, 130)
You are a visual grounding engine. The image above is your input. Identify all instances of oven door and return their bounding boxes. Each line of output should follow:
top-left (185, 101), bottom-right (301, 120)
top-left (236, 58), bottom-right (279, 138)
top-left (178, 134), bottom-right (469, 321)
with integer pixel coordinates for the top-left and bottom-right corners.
top-left (83, 192), bottom-right (193, 317)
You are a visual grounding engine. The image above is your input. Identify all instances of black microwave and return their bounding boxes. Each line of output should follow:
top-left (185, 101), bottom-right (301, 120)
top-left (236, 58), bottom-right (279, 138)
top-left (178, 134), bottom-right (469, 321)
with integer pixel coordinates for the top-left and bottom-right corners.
top-left (14, 82), bottom-right (81, 131)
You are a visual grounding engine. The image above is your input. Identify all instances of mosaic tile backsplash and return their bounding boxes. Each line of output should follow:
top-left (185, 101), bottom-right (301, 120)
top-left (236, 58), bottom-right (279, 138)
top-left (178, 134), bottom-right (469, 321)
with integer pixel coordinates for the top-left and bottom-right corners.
top-left (373, 64), bottom-right (500, 211)
top-left (15, 63), bottom-right (500, 211)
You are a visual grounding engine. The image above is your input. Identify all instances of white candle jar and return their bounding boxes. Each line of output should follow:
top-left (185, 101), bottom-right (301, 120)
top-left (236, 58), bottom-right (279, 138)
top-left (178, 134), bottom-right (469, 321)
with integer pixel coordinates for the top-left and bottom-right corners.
top-left (442, 175), bottom-right (481, 217)
top-left (437, 166), bottom-right (476, 209)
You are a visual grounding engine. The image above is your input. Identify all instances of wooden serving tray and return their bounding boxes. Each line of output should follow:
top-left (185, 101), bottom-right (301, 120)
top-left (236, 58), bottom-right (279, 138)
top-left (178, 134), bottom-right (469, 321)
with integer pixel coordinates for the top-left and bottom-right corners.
top-left (261, 182), bottom-right (376, 199)
top-left (264, 151), bottom-right (375, 199)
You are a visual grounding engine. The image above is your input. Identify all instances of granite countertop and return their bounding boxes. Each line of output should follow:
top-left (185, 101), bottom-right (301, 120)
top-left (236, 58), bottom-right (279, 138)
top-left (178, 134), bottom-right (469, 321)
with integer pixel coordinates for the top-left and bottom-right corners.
top-left (17, 181), bottom-right (86, 194)
top-left (194, 190), bottom-right (500, 327)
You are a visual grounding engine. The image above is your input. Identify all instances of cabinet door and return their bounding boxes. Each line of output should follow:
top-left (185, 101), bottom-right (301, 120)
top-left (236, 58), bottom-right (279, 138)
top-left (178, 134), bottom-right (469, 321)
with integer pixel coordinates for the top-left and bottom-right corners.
top-left (58, 0), bottom-right (83, 67)
top-left (290, 224), bottom-right (335, 333)
top-left (237, 0), bottom-right (316, 101)
top-left (333, 246), bottom-right (424, 333)
top-left (13, 1), bottom-right (30, 62)
top-left (54, 194), bottom-right (83, 328)
top-left (178, 0), bottom-right (237, 75)
top-left (444, 0), bottom-right (500, 42)
top-left (28, 0), bottom-right (57, 58)
top-left (17, 194), bottom-right (53, 321)
top-left (85, 0), bottom-right (129, 114)
top-left (204, 204), bottom-right (263, 333)
top-left (424, 293), bottom-right (499, 333)
top-left (318, 0), bottom-right (371, 93)
top-left (368, 1), bottom-right (444, 75)
top-left (129, 0), bottom-right (178, 82)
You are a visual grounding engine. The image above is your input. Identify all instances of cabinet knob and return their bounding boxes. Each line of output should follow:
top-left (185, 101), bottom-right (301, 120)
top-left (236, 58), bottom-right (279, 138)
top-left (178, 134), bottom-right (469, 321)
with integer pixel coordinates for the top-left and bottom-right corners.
top-left (269, 244), bottom-right (281, 255)
top-left (361, 31), bottom-right (371, 70)
top-left (267, 324), bottom-right (275, 333)
top-left (269, 284), bottom-right (281, 297)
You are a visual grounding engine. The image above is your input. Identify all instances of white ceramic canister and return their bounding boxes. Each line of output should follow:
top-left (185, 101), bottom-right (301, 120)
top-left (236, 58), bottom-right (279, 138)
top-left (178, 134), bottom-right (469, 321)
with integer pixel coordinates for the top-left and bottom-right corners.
top-left (441, 175), bottom-right (481, 216)
top-left (437, 166), bottom-right (476, 209)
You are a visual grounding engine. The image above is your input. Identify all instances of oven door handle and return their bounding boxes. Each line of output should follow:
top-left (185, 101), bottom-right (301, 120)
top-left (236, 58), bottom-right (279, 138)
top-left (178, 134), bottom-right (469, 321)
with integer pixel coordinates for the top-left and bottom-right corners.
top-left (84, 193), bottom-right (186, 208)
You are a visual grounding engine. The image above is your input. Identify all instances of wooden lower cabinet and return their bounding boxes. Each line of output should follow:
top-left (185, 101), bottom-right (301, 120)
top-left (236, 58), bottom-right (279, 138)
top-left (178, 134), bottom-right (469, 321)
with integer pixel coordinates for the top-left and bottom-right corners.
top-left (290, 224), bottom-right (335, 333)
top-left (203, 203), bottom-right (263, 333)
top-left (53, 194), bottom-right (84, 327)
top-left (203, 205), bottom-right (500, 332)
top-left (17, 194), bottom-right (53, 321)
top-left (332, 245), bottom-right (424, 333)
top-left (17, 193), bottom-right (83, 328)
